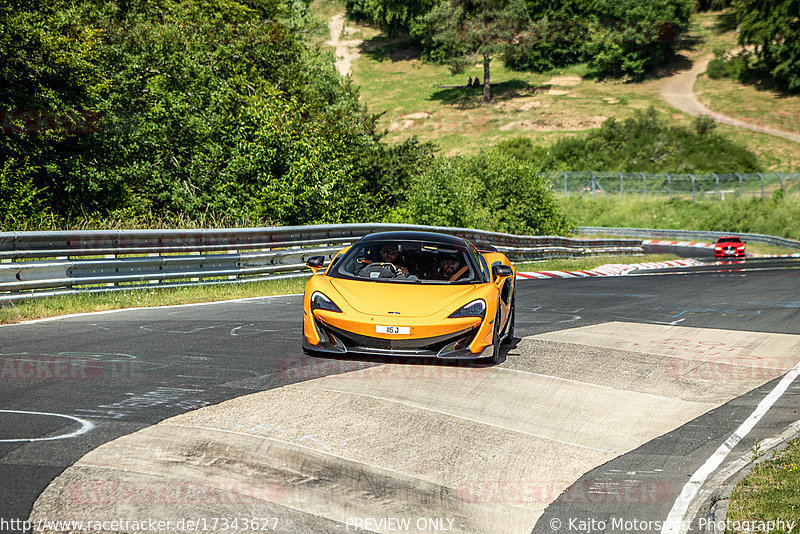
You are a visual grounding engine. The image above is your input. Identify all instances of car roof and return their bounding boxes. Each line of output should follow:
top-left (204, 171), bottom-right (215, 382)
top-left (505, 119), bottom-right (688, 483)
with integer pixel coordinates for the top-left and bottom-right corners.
top-left (358, 231), bottom-right (469, 247)
top-left (717, 236), bottom-right (743, 241)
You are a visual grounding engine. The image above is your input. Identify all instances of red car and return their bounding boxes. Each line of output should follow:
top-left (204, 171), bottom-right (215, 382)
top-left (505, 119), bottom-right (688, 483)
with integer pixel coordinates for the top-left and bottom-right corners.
top-left (715, 236), bottom-right (746, 258)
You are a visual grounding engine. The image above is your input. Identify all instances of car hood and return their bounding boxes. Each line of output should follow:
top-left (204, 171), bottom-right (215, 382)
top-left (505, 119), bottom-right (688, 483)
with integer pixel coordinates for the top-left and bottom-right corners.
top-left (328, 278), bottom-right (481, 317)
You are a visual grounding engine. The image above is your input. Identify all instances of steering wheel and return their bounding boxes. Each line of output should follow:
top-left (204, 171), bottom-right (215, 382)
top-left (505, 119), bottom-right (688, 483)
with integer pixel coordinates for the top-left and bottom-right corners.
top-left (359, 262), bottom-right (401, 278)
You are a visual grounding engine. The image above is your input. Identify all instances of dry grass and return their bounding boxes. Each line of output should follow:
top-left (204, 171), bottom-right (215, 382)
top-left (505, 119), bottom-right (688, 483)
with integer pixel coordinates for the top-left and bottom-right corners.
top-left (353, 48), bottom-right (671, 155)
top-left (689, 10), bottom-right (800, 169)
top-left (334, 6), bottom-right (800, 168)
top-left (695, 75), bottom-right (800, 136)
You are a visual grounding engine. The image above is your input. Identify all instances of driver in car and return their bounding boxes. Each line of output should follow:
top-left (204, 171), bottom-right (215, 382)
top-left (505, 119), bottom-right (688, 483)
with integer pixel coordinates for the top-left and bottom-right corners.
top-left (378, 243), bottom-right (409, 275)
top-left (357, 243), bottom-right (410, 277)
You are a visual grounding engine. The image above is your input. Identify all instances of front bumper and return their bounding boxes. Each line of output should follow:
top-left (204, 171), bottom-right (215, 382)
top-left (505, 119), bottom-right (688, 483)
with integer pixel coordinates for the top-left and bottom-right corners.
top-left (304, 316), bottom-right (492, 360)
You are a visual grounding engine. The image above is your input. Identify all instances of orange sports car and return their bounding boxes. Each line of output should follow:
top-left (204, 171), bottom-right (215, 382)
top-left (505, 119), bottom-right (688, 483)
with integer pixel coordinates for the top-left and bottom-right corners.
top-left (302, 231), bottom-right (516, 363)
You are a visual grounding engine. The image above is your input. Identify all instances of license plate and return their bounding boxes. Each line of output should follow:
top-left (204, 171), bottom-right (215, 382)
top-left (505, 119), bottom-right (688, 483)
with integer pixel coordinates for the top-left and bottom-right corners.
top-left (376, 325), bottom-right (410, 335)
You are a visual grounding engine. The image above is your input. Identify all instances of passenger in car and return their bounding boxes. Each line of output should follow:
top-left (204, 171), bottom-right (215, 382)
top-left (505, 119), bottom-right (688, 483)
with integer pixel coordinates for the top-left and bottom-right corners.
top-left (439, 256), bottom-right (468, 281)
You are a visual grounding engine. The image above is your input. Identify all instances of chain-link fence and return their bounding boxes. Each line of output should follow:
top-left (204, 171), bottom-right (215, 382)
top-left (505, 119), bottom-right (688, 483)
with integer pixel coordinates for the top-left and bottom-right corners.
top-left (548, 172), bottom-right (800, 200)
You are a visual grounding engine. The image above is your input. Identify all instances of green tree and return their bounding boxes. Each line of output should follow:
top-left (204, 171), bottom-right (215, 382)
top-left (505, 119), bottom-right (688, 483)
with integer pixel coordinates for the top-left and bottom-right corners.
top-left (582, 0), bottom-right (692, 79)
top-left (350, 0), bottom-right (690, 79)
top-left (0, 0), bottom-right (109, 216)
top-left (397, 150), bottom-right (573, 235)
top-left (0, 0), bottom-right (402, 226)
top-left (414, 0), bottom-right (530, 102)
top-left (347, 0), bottom-right (439, 36)
top-left (736, 0), bottom-right (800, 91)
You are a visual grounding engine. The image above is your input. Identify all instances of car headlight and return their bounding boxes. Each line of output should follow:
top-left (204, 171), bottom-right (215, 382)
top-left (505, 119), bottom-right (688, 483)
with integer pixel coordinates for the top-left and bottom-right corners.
top-left (448, 299), bottom-right (486, 319)
top-left (311, 292), bottom-right (342, 313)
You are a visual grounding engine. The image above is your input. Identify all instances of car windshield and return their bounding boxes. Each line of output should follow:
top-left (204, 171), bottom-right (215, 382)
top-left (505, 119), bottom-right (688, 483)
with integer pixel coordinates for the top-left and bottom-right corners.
top-left (332, 240), bottom-right (481, 284)
top-left (717, 237), bottom-right (743, 244)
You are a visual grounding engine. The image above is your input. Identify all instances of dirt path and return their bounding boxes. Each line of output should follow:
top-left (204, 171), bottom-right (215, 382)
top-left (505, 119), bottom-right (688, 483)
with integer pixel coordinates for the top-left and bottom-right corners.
top-left (659, 54), bottom-right (800, 143)
top-left (325, 13), bottom-right (363, 77)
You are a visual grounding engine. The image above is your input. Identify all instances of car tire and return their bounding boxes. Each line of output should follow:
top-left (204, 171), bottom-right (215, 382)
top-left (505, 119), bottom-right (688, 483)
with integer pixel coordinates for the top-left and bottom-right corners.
top-left (487, 302), bottom-right (502, 364)
top-left (503, 295), bottom-right (515, 345)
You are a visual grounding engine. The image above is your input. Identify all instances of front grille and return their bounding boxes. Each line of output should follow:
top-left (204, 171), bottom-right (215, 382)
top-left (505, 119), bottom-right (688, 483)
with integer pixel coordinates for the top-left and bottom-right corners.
top-left (319, 321), bottom-right (478, 353)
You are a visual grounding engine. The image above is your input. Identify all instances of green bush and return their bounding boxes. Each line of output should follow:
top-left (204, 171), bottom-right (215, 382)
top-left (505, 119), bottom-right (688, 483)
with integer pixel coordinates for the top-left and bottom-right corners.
top-left (355, 137), bottom-right (438, 210)
top-left (727, 54), bottom-right (753, 82)
top-left (0, 158), bottom-right (46, 228)
top-left (706, 58), bottom-right (729, 79)
top-left (706, 50), bottom-right (765, 85)
top-left (542, 107), bottom-right (760, 172)
top-left (495, 137), bottom-right (547, 162)
top-left (693, 115), bottom-right (717, 135)
top-left (394, 150), bottom-right (573, 235)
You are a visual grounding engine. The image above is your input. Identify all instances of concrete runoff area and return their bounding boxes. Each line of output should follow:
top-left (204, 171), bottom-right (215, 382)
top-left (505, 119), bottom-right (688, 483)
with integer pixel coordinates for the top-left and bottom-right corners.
top-left (29, 322), bottom-right (800, 533)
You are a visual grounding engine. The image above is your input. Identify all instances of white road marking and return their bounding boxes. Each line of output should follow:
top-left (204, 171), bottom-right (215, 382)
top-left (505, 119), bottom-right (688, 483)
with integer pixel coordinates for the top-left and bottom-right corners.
top-left (661, 359), bottom-right (800, 534)
top-left (139, 323), bottom-right (232, 334)
top-left (0, 410), bottom-right (94, 442)
top-left (230, 324), bottom-right (252, 336)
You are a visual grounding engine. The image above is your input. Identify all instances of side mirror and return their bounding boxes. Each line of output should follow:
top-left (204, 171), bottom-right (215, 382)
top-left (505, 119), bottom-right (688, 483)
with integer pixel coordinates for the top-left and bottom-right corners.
top-left (492, 264), bottom-right (513, 279)
top-left (306, 255), bottom-right (325, 274)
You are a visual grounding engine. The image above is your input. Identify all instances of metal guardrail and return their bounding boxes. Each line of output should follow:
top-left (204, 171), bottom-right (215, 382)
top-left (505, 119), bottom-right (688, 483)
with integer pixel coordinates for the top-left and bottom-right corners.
top-left (550, 172), bottom-right (800, 200)
top-left (579, 227), bottom-right (800, 249)
top-left (0, 224), bottom-right (642, 303)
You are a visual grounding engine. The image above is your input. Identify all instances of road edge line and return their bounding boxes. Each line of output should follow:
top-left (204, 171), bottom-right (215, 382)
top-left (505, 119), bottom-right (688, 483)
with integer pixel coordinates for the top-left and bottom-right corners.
top-left (661, 360), bottom-right (800, 534)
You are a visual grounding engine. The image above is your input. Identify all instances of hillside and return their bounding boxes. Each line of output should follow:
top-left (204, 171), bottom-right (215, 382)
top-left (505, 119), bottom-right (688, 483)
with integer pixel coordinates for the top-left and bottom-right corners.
top-left (318, 3), bottom-right (800, 170)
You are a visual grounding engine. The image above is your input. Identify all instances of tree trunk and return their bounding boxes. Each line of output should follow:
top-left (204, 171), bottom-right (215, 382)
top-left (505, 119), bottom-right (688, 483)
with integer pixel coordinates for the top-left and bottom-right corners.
top-left (483, 53), bottom-right (491, 103)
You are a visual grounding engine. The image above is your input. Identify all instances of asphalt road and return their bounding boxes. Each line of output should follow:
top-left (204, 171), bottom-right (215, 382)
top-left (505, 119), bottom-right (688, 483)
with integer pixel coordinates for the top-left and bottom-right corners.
top-left (1, 258), bottom-right (798, 533)
top-left (527, 260), bottom-right (800, 534)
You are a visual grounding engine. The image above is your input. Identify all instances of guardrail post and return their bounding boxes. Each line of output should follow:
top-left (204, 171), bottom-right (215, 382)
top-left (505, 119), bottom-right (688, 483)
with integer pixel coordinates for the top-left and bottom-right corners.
top-left (690, 174), bottom-right (696, 202)
top-left (190, 250), bottom-right (200, 282)
top-left (758, 173), bottom-right (764, 199)
top-left (641, 172), bottom-right (646, 197)
top-left (227, 248), bottom-right (237, 280)
top-left (667, 174), bottom-right (672, 200)
top-left (148, 252), bottom-right (160, 285)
